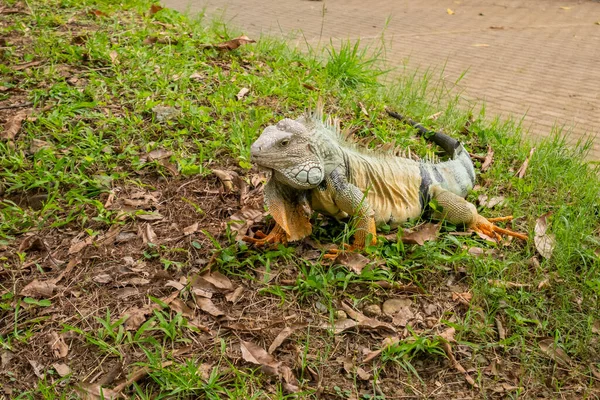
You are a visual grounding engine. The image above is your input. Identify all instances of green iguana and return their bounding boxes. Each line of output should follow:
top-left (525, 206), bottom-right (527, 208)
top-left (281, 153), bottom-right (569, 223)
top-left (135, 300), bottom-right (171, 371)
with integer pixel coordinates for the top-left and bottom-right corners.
top-left (243, 104), bottom-right (527, 253)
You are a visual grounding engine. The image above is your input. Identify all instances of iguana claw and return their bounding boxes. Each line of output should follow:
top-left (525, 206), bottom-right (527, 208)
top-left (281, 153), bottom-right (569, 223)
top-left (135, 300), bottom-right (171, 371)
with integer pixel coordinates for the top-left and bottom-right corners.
top-left (242, 225), bottom-right (288, 247)
top-left (322, 243), bottom-right (354, 260)
top-left (471, 215), bottom-right (528, 241)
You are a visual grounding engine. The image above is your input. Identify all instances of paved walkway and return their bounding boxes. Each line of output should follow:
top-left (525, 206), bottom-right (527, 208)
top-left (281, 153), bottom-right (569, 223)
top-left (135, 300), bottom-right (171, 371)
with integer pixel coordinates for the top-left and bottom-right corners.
top-left (165, 0), bottom-right (600, 161)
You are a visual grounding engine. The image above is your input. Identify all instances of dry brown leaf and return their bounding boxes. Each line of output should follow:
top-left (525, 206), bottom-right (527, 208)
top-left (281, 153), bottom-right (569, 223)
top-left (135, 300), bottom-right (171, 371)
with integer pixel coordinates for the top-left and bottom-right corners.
top-left (592, 320), bottom-right (600, 335)
top-left (196, 297), bottom-right (224, 317)
top-left (109, 50), bottom-right (118, 64)
top-left (139, 223), bottom-right (158, 245)
top-left (49, 332), bottom-right (69, 358)
top-left (363, 336), bottom-right (400, 363)
top-left (2, 110), bottom-right (28, 141)
top-left (441, 341), bottom-right (478, 388)
top-left (125, 277), bottom-right (150, 286)
top-left (149, 3), bottom-right (163, 15)
top-left (200, 271), bottom-right (233, 291)
top-left (477, 195), bottom-right (505, 209)
top-left (225, 286), bottom-right (245, 303)
top-left (452, 292), bottom-right (473, 305)
top-left (496, 317), bottom-right (506, 340)
top-left (229, 205), bottom-right (266, 240)
top-left (356, 367), bottom-right (371, 381)
top-left (236, 87), bottom-right (250, 100)
top-left (169, 298), bottom-right (194, 318)
top-left (534, 212), bottom-right (555, 259)
top-left (340, 302), bottom-right (396, 333)
top-left (52, 362), bottom-right (71, 377)
top-left (28, 359), bottom-right (45, 379)
top-left (68, 237), bottom-right (92, 255)
top-left (382, 298), bottom-right (411, 315)
top-left (516, 147), bottom-right (536, 178)
top-left (467, 246), bottom-right (499, 257)
top-left (123, 291), bottom-right (179, 330)
top-left (537, 278), bottom-right (550, 289)
top-left (538, 338), bottom-right (572, 366)
top-left (240, 340), bottom-right (281, 375)
top-left (439, 327), bottom-right (456, 342)
top-left (335, 252), bottom-right (370, 274)
top-left (358, 102), bottom-right (369, 117)
top-left (401, 223), bottom-right (439, 245)
top-left (13, 60), bottom-right (42, 71)
top-left (18, 236), bottom-right (45, 252)
top-left (481, 145), bottom-right (494, 171)
top-left (268, 325), bottom-right (301, 354)
top-left (30, 138), bottom-right (51, 153)
top-left (20, 279), bottom-right (56, 298)
top-left (88, 9), bottom-right (108, 17)
top-left (136, 212), bottom-right (164, 221)
top-left (77, 382), bottom-right (120, 400)
top-left (93, 274), bottom-right (112, 284)
top-left (183, 222), bottom-right (199, 236)
top-left (213, 35), bottom-right (256, 50)
top-left (141, 148), bottom-right (173, 162)
top-left (488, 279), bottom-right (530, 289)
top-left (212, 169), bottom-right (237, 192)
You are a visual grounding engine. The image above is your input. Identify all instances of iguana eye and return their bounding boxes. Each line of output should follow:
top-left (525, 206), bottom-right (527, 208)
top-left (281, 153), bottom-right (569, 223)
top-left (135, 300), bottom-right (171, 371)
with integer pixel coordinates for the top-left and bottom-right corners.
top-left (280, 139), bottom-right (290, 147)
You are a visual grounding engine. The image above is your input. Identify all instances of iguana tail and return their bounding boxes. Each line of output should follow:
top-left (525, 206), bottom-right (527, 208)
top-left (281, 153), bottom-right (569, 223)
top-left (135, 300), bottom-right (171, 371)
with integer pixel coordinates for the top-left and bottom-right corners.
top-left (385, 108), bottom-right (461, 157)
top-left (385, 107), bottom-right (476, 198)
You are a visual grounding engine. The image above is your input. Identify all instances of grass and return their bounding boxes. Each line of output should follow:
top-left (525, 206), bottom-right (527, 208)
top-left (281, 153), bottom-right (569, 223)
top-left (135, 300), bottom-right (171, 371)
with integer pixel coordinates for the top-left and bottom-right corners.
top-left (0, 0), bottom-right (599, 398)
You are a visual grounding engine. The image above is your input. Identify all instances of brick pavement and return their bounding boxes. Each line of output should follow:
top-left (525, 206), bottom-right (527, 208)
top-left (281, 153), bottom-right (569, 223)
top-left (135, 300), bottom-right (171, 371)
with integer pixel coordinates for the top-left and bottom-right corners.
top-left (165, 0), bottom-right (600, 160)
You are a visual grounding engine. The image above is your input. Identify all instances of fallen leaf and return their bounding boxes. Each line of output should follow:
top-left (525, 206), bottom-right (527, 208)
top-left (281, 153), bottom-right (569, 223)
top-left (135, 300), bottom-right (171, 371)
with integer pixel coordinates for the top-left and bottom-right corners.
top-left (488, 279), bottom-right (530, 289)
top-left (539, 338), bottom-right (572, 366)
top-left (516, 147), bottom-right (536, 178)
top-left (358, 102), bottom-right (369, 116)
top-left (169, 298), bottom-right (194, 318)
top-left (109, 50), bottom-right (118, 64)
top-left (236, 87), bottom-right (250, 100)
top-left (68, 236), bottom-right (92, 255)
top-left (496, 317), bottom-right (506, 340)
top-left (13, 60), bottom-right (42, 71)
top-left (183, 222), bottom-right (199, 236)
top-left (452, 292), bottom-right (473, 305)
top-left (212, 169), bottom-right (237, 192)
top-left (20, 279), bottom-right (56, 298)
top-left (226, 285), bottom-right (245, 303)
top-left (268, 325), bottom-right (301, 354)
top-left (363, 336), bottom-right (400, 363)
top-left (391, 306), bottom-right (414, 327)
top-left (149, 3), bottom-right (163, 15)
top-left (151, 105), bottom-right (179, 122)
top-left (18, 236), bottom-right (45, 252)
top-left (229, 205), bottom-right (267, 240)
top-left (467, 246), bottom-right (498, 257)
top-left (52, 362), bottom-right (71, 377)
top-left (77, 383), bottom-right (120, 400)
top-left (382, 298), bottom-right (411, 315)
top-left (124, 277), bottom-right (150, 286)
top-left (30, 139), bottom-right (51, 153)
top-left (592, 320), bottom-right (600, 335)
top-left (534, 212), bottom-right (555, 259)
top-left (49, 332), bottom-right (69, 358)
top-left (537, 278), bottom-right (550, 289)
top-left (189, 72), bottom-right (204, 80)
top-left (481, 145), bottom-right (494, 171)
top-left (447, 8), bottom-right (455, 14)
top-left (441, 341), bottom-right (478, 388)
top-left (213, 35), bottom-right (256, 50)
top-left (196, 297), bottom-right (224, 317)
top-left (439, 327), bottom-right (456, 342)
top-left (93, 274), bottom-right (112, 284)
top-left (200, 271), bottom-right (233, 291)
top-left (28, 359), bottom-right (45, 379)
top-left (137, 212), bottom-right (164, 222)
top-left (2, 111), bottom-right (28, 141)
top-left (400, 223), bottom-right (439, 245)
top-left (139, 223), bottom-right (158, 244)
top-left (89, 9), bottom-right (108, 17)
top-left (141, 148), bottom-right (173, 162)
top-left (122, 291), bottom-right (179, 330)
top-left (356, 367), bottom-right (371, 381)
top-left (477, 195), bottom-right (505, 209)
top-left (240, 340), bottom-right (281, 375)
top-left (335, 252), bottom-right (370, 274)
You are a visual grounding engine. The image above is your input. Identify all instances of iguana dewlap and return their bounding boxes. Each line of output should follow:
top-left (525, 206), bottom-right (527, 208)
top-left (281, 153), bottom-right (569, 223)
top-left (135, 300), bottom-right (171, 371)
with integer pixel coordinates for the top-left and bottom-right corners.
top-left (244, 105), bottom-right (527, 250)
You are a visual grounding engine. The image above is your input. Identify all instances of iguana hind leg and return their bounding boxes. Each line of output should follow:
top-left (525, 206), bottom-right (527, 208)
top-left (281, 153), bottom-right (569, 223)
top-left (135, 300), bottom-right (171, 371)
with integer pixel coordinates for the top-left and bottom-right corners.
top-left (430, 185), bottom-right (528, 241)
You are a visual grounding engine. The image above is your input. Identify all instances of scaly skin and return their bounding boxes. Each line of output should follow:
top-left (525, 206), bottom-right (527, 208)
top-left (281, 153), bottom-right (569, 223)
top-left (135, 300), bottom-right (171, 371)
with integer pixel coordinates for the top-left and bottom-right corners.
top-left (243, 105), bottom-right (527, 250)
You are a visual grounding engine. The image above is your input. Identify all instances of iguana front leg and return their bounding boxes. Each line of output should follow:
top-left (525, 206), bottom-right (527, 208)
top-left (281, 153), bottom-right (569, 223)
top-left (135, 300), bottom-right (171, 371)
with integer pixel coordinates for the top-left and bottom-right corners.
top-left (326, 169), bottom-right (377, 255)
top-left (243, 178), bottom-right (312, 246)
top-left (430, 185), bottom-right (528, 241)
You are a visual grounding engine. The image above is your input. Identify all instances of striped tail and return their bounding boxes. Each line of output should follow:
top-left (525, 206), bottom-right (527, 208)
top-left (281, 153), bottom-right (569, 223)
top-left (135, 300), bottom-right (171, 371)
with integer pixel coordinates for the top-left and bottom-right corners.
top-left (385, 108), bottom-right (461, 158)
top-left (385, 107), bottom-right (476, 197)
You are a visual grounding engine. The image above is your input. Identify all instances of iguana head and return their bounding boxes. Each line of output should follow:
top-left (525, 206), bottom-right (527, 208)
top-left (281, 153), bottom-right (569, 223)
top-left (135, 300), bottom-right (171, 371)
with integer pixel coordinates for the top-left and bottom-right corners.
top-left (251, 118), bottom-right (325, 189)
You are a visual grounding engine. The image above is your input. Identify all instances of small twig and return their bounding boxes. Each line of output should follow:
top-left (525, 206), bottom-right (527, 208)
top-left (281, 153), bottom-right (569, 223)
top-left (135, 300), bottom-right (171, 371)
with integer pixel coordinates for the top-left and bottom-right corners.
top-left (0, 102), bottom-right (33, 111)
top-left (112, 361), bottom-right (173, 393)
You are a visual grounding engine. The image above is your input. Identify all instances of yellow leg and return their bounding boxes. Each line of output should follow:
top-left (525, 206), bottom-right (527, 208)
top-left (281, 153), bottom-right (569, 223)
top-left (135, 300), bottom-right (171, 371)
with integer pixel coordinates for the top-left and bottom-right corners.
top-left (243, 224), bottom-right (288, 246)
